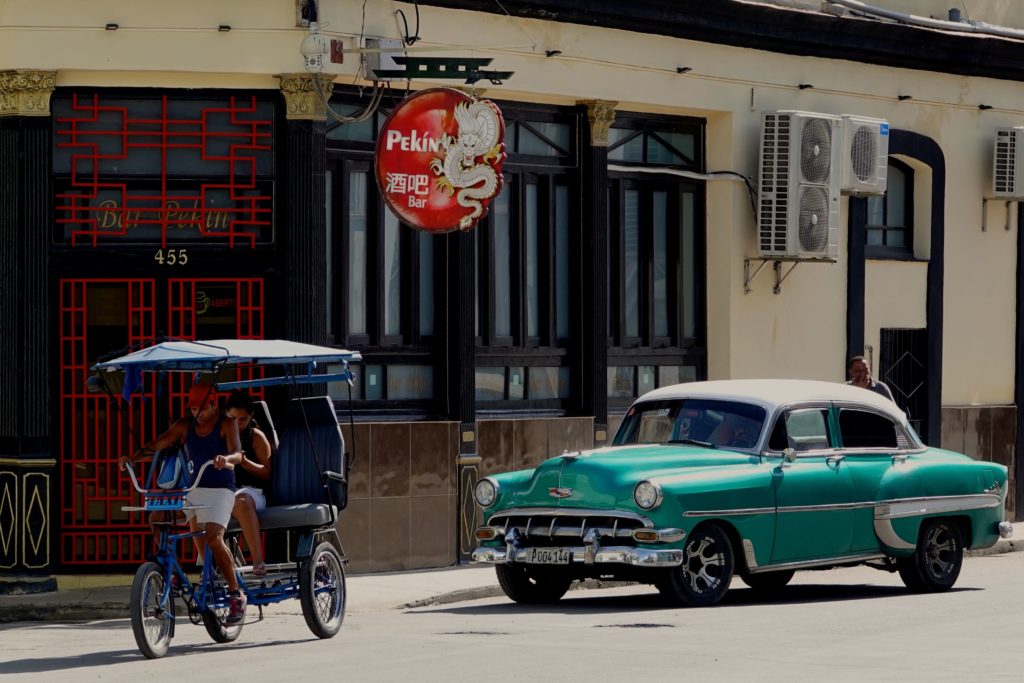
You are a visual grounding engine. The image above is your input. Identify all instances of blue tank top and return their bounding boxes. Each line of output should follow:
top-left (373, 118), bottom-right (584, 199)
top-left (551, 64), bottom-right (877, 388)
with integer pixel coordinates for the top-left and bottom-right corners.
top-left (185, 415), bottom-right (236, 490)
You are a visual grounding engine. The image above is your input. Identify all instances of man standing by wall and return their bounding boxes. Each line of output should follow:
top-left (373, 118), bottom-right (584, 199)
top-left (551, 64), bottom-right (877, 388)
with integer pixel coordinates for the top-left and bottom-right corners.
top-left (847, 356), bottom-right (896, 402)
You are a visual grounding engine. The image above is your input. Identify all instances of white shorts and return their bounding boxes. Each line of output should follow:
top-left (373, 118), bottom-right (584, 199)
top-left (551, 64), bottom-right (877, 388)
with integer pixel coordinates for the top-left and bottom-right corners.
top-left (235, 486), bottom-right (266, 511)
top-left (184, 487), bottom-right (235, 528)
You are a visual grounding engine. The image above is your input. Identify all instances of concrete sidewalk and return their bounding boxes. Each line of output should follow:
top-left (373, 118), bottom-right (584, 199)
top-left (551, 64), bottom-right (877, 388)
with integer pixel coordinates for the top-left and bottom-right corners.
top-left (1, 521), bottom-right (1019, 624)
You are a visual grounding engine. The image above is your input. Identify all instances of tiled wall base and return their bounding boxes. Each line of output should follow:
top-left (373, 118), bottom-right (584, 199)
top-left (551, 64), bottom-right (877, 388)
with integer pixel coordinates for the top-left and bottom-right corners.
top-left (336, 416), bottom-right (594, 574)
top-left (941, 405), bottom-right (1017, 521)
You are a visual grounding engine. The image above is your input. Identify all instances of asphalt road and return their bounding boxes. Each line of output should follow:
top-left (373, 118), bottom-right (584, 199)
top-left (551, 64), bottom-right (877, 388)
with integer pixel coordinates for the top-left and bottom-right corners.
top-left (2, 553), bottom-right (1022, 682)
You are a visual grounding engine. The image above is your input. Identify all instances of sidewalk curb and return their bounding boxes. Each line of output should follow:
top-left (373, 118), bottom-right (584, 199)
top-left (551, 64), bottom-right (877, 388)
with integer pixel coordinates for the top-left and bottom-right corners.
top-left (965, 537), bottom-right (1018, 558)
top-left (0, 602), bottom-right (129, 624)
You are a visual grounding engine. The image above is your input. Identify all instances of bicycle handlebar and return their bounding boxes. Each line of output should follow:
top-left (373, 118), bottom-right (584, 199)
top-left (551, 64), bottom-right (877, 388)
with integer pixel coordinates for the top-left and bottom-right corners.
top-left (123, 460), bottom-right (214, 495)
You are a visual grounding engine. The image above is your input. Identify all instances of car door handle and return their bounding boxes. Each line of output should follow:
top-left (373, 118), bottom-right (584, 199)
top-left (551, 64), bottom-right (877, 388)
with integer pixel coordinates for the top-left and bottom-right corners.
top-left (826, 454), bottom-right (845, 468)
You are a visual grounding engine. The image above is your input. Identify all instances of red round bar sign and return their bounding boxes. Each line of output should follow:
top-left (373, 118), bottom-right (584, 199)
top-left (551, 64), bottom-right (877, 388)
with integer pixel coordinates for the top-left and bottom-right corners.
top-left (376, 88), bottom-right (506, 232)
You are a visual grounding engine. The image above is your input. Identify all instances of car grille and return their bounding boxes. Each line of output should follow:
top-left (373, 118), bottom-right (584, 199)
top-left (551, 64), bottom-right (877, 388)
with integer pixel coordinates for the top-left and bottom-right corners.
top-left (487, 508), bottom-right (652, 547)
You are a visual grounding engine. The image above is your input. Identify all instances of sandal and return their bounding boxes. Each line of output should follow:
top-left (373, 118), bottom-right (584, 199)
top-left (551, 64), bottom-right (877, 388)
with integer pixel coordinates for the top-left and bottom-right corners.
top-left (252, 561), bottom-right (267, 577)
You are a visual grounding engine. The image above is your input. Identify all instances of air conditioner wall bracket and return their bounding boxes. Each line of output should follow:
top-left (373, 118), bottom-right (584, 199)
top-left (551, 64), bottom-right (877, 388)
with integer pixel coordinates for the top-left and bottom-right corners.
top-left (981, 197), bottom-right (1017, 232)
top-left (744, 257), bottom-right (834, 295)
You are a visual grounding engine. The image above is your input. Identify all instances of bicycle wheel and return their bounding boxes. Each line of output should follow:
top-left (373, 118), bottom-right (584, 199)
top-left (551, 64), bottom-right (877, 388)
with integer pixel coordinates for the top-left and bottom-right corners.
top-left (198, 536), bottom-right (247, 642)
top-left (130, 562), bottom-right (174, 659)
top-left (201, 603), bottom-right (245, 643)
top-left (299, 542), bottom-right (346, 638)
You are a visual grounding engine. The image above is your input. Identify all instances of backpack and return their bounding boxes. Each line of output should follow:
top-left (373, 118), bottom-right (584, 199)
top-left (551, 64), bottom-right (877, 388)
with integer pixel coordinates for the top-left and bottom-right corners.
top-left (154, 447), bottom-right (193, 490)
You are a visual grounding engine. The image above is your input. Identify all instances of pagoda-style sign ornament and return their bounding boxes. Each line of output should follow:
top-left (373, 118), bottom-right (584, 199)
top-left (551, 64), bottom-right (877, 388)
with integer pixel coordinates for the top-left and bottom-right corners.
top-left (376, 88), bottom-right (506, 232)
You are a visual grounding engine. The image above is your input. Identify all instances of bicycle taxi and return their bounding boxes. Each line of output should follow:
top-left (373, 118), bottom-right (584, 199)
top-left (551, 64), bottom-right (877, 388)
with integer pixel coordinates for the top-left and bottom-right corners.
top-left (90, 338), bottom-right (361, 658)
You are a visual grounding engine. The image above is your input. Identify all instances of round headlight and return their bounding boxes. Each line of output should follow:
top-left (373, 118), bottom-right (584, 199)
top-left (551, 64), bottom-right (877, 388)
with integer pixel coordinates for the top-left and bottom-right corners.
top-left (475, 478), bottom-right (499, 507)
top-left (634, 480), bottom-right (662, 510)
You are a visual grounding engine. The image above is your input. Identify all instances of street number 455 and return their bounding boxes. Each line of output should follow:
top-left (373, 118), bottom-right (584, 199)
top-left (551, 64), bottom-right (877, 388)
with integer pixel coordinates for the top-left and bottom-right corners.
top-left (154, 248), bottom-right (189, 266)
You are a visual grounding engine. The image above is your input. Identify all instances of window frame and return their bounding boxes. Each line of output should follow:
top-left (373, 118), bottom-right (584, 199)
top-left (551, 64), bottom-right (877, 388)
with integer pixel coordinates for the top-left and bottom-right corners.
top-left (472, 102), bottom-right (580, 413)
top-left (324, 89), bottom-right (439, 413)
top-left (835, 405), bottom-right (922, 452)
top-left (865, 158), bottom-right (915, 260)
top-left (605, 112), bottom-right (708, 410)
top-left (766, 405), bottom-right (834, 454)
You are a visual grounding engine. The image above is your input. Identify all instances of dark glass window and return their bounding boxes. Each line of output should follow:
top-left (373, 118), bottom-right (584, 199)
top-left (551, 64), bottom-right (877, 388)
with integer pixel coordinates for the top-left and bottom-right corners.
top-left (325, 91), bottom-right (437, 409)
top-left (866, 159), bottom-right (914, 258)
top-left (839, 409), bottom-right (899, 449)
top-left (606, 113), bottom-right (706, 406)
top-left (474, 104), bottom-right (578, 411)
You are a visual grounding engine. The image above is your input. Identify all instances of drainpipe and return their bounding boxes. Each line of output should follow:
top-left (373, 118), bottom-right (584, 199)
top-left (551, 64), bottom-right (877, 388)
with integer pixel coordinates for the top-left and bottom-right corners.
top-left (824, 0), bottom-right (1024, 41)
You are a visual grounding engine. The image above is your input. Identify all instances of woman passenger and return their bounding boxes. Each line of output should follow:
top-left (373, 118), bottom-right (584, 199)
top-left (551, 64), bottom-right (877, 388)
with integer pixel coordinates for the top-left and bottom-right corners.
top-left (225, 389), bottom-right (273, 577)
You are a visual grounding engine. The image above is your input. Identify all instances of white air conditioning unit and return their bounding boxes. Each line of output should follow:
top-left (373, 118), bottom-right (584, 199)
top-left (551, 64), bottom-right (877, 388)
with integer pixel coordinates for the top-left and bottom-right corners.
top-left (840, 115), bottom-right (889, 195)
top-left (993, 127), bottom-right (1024, 199)
top-left (757, 111), bottom-right (842, 260)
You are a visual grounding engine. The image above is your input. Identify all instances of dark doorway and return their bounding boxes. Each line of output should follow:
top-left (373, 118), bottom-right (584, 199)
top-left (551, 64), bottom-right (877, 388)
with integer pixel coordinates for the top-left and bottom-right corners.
top-left (879, 328), bottom-right (928, 441)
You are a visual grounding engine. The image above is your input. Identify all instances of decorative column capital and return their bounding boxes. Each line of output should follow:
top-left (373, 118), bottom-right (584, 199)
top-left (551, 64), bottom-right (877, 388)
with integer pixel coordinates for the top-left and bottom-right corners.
top-left (276, 72), bottom-right (337, 121)
top-left (0, 70), bottom-right (57, 117)
top-left (578, 99), bottom-right (618, 147)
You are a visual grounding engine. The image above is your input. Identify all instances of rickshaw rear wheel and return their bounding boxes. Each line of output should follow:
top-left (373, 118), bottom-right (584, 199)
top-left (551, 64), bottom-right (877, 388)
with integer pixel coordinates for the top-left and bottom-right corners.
top-left (299, 542), bottom-right (346, 638)
top-left (130, 561), bottom-right (174, 659)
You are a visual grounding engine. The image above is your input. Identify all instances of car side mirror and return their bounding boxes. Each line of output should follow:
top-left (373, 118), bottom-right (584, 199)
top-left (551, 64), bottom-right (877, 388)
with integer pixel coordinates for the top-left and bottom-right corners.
top-left (783, 447), bottom-right (798, 464)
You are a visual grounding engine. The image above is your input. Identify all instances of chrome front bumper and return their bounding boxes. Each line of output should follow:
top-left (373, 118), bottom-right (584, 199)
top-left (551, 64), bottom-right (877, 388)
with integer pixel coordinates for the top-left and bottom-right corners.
top-left (998, 521), bottom-right (1014, 539)
top-left (471, 545), bottom-right (683, 567)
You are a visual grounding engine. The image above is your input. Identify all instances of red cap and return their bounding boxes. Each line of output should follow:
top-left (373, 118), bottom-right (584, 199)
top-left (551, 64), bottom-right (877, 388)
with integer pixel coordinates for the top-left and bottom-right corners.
top-left (187, 383), bottom-right (218, 409)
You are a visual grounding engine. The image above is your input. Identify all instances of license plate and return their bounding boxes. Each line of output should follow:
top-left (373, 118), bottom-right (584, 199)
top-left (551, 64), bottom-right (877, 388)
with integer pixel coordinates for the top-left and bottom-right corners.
top-left (525, 548), bottom-right (571, 565)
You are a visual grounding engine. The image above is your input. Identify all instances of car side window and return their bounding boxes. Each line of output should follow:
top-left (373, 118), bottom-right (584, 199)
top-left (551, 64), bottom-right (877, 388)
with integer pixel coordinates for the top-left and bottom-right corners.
top-left (768, 408), bottom-right (830, 451)
top-left (784, 409), bottom-right (831, 451)
top-left (838, 409), bottom-right (899, 449)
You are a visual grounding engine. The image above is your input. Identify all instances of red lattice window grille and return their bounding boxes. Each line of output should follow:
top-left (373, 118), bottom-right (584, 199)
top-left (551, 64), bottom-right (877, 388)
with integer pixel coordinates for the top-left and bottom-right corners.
top-left (167, 278), bottom-right (266, 414)
top-left (54, 94), bottom-right (275, 248)
top-left (59, 279), bottom-right (157, 566)
top-left (58, 278), bottom-right (266, 568)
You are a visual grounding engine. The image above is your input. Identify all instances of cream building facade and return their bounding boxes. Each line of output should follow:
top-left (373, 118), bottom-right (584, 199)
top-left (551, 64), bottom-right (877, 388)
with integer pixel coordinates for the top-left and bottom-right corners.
top-left (1, 0), bottom-right (1021, 576)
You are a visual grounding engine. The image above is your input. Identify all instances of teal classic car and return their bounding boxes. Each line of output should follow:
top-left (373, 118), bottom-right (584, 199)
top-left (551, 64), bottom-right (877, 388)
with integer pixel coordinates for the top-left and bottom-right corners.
top-left (472, 380), bottom-right (1012, 606)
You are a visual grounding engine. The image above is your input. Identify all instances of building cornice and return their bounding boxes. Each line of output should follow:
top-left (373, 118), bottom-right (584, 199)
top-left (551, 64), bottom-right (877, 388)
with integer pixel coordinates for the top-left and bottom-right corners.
top-left (420, 0), bottom-right (1024, 82)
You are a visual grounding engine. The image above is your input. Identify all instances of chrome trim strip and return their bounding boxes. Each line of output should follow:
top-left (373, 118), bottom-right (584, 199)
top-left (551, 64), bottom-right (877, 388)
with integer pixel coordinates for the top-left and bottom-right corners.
top-left (471, 545), bottom-right (684, 567)
top-left (874, 494), bottom-right (1003, 520)
top-left (742, 539), bottom-right (758, 569)
top-left (487, 507), bottom-right (654, 527)
top-left (683, 507), bottom-right (774, 517)
top-left (873, 518), bottom-right (916, 549)
top-left (747, 553), bottom-right (886, 574)
top-left (685, 493), bottom-right (1003, 519)
top-left (775, 501), bottom-right (877, 513)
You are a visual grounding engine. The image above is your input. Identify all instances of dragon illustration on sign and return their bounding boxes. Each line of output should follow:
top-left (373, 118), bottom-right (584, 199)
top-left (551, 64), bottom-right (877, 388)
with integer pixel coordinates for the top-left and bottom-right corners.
top-left (376, 88), bottom-right (506, 233)
top-left (429, 99), bottom-right (506, 230)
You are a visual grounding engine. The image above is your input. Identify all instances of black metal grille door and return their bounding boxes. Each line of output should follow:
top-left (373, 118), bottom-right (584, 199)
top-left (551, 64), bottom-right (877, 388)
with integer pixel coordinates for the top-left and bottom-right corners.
top-left (879, 328), bottom-right (928, 441)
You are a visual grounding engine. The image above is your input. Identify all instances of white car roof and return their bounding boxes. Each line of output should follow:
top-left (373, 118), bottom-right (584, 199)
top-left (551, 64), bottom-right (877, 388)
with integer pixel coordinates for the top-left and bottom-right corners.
top-left (637, 379), bottom-right (907, 424)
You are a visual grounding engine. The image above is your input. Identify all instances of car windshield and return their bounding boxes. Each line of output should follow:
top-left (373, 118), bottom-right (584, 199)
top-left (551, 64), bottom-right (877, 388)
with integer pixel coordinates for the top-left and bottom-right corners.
top-left (612, 398), bottom-right (767, 450)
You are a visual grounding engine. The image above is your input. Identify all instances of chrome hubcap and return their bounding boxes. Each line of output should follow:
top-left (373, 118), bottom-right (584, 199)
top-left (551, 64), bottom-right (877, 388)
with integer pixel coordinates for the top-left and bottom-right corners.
top-left (683, 535), bottom-right (724, 593)
top-left (923, 525), bottom-right (956, 578)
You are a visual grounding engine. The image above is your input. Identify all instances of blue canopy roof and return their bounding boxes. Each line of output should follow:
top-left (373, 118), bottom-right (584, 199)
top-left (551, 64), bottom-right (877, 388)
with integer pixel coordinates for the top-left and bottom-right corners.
top-left (92, 339), bottom-right (362, 372)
